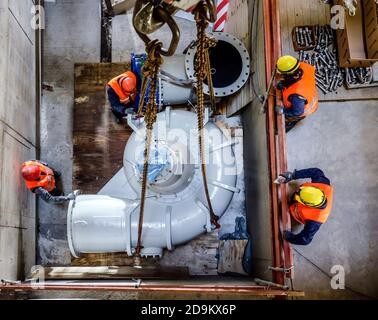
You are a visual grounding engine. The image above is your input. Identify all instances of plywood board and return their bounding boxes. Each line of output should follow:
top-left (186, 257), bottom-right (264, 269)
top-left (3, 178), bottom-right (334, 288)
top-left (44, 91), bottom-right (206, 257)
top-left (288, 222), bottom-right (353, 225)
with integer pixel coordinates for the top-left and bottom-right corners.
top-left (223, 0), bottom-right (254, 116)
top-left (278, 0), bottom-right (378, 101)
top-left (160, 231), bottom-right (220, 276)
top-left (73, 63), bottom-right (133, 194)
top-left (218, 240), bottom-right (248, 275)
top-left (28, 266), bottom-right (190, 280)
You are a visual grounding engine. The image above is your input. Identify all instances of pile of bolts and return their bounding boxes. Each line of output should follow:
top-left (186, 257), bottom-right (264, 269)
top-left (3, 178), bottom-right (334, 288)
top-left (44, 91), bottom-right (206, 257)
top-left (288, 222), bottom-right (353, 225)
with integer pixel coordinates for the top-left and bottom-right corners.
top-left (345, 67), bottom-right (372, 86)
top-left (297, 25), bottom-right (373, 94)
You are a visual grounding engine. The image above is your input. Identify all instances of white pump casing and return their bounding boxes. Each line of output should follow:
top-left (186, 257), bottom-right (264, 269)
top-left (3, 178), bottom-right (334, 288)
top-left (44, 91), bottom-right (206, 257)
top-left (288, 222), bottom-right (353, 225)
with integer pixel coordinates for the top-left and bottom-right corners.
top-left (67, 110), bottom-right (239, 257)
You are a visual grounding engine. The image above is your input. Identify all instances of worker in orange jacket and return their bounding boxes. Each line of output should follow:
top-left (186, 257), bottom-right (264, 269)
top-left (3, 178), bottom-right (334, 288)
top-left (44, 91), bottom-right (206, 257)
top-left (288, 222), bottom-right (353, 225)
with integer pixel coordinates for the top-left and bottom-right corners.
top-left (275, 55), bottom-right (319, 132)
top-left (275, 168), bottom-right (333, 245)
top-left (21, 160), bottom-right (75, 203)
top-left (107, 71), bottom-right (137, 122)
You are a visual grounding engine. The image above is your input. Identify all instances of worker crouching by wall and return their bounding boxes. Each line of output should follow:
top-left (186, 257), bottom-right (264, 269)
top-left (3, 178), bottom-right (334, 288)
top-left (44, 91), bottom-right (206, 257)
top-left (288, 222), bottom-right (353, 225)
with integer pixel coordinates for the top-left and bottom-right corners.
top-left (107, 71), bottom-right (137, 122)
top-left (276, 168), bottom-right (333, 245)
top-left (21, 160), bottom-right (75, 204)
top-left (275, 55), bottom-right (319, 132)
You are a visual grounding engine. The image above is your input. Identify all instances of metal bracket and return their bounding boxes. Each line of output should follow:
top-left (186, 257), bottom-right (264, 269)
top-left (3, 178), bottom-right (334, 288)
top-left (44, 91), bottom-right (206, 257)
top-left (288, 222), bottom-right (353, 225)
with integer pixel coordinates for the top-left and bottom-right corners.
top-left (254, 278), bottom-right (289, 290)
top-left (268, 266), bottom-right (294, 274)
top-left (132, 278), bottom-right (142, 288)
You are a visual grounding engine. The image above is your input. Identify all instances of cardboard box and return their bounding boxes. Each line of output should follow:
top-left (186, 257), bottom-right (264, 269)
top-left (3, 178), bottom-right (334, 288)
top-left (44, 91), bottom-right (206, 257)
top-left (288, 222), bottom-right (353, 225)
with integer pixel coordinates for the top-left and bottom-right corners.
top-left (336, 0), bottom-right (378, 67)
top-left (363, 0), bottom-right (378, 59)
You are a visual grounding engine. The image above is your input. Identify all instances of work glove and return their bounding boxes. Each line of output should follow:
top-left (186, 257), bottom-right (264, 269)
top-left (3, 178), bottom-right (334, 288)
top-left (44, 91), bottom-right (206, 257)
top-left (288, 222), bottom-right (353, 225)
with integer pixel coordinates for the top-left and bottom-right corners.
top-left (276, 81), bottom-right (285, 90)
top-left (66, 193), bottom-right (76, 201)
top-left (275, 106), bottom-right (284, 114)
top-left (274, 171), bottom-right (295, 184)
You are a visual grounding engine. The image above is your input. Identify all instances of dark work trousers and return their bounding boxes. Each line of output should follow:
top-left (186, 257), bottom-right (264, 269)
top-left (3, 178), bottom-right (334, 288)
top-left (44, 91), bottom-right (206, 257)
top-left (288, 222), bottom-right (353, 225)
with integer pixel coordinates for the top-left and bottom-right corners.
top-left (285, 117), bottom-right (304, 132)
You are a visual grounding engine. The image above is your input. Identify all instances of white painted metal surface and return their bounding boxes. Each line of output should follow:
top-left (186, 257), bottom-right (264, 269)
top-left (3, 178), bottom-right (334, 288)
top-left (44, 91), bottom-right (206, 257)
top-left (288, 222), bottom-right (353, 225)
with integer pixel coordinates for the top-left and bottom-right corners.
top-left (159, 32), bottom-right (251, 105)
top-left (68, 110), bottom-right (239, 257)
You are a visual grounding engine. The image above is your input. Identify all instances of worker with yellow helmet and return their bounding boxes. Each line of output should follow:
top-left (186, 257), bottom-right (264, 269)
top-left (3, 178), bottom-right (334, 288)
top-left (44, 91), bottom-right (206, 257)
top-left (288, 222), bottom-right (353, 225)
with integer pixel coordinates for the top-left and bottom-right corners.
top-left (275, 168), bottom-right (333, 245)
top-left (275, 55), bottom-right (319, 132)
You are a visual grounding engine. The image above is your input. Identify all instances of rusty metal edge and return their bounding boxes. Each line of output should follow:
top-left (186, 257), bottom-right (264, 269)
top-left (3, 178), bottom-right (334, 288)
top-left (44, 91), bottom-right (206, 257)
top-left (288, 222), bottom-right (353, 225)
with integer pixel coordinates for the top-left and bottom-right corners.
top-left (263, 0), bottom-right (294, 285)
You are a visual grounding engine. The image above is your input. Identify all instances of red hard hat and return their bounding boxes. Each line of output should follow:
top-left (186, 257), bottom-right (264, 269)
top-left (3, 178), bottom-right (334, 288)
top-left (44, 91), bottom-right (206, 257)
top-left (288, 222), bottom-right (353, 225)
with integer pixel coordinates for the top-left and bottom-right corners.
top-left (22, 165), bottom-right (41, 181)
top-left (119, 72), bottom-right (136, 93)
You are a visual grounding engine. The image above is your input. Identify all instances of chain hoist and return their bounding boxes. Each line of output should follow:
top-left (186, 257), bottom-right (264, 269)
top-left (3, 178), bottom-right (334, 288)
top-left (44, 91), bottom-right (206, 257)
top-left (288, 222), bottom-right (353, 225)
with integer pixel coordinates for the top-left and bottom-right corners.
top-left (193, 1), bottom-right (220, 229)
top-left (134, 40), bottom-right (164, 265)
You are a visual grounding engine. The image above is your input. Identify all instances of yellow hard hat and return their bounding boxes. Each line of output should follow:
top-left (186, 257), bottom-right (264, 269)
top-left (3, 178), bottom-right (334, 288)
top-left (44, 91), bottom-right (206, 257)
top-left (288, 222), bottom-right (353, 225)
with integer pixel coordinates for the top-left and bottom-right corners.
top-left (295, 186), bottom-right (326, 208)
top-left (277, 55), bottom-right (300, 74)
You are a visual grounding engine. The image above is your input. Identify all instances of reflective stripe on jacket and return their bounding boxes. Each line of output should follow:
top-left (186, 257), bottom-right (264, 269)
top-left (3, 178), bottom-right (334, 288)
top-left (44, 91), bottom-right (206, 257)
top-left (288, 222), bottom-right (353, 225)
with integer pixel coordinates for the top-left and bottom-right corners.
top-left (283, 62), bottom-right (319, 118)
top-left (107, 71), bottom-right (134, 104)
top-left (22, 160), bottom-right (56, 192)
top-left (289, 182), bottom-right (333, 224)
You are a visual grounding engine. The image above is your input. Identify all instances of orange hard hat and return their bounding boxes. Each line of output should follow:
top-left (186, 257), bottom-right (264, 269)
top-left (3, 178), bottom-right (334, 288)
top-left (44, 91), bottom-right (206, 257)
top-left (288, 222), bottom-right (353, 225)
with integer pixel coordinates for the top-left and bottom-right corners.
top-left (119, 71), bottom-right (136, 93)
top-left (22, 165), bottom-right (41, 181)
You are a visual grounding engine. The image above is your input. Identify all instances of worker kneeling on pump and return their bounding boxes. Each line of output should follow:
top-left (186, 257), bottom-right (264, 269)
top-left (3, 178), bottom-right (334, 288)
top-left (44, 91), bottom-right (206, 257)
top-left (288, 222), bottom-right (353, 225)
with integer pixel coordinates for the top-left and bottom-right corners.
top-left (276, 168), bottom-right (333, 245)
top-left (107, 71), bottom-right (137, 122)
top-left (275, 55), bottom-right (319, 132)
top-left (21, 160), bottom-right (75, 203)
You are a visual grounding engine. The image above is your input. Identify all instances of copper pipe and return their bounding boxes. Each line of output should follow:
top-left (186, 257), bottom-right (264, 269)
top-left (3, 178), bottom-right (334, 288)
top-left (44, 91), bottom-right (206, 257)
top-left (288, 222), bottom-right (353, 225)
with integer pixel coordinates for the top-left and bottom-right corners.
top-left (0, 283), bottom-right (304, 297)
top-left (263, 0), bottom-right (293, 284)
top-left (270, 0), bottom-right (294, 280)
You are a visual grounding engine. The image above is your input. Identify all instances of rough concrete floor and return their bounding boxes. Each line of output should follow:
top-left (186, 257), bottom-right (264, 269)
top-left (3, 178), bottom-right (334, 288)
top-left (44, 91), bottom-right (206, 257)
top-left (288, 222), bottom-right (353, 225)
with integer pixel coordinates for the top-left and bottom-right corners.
top-left (286, 101), bottom-right (378, 299)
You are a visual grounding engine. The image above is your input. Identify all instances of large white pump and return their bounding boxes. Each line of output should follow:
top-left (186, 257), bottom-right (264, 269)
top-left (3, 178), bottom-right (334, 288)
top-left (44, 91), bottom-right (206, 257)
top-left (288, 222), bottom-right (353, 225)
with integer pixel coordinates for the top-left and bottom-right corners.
top-left (67, 109), bottom-right (240, 258)
top-left (67, 32), bottom-right (250, 258)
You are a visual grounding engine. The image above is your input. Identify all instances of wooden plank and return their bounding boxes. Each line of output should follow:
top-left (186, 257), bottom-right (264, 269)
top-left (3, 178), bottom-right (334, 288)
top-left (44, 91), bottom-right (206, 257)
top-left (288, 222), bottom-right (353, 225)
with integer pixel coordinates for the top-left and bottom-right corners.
top-left (73, 63), bottom-right (132, 194)
top-left (160, 231), bottom-right (220, 276)
top-left (223, 0), bottom-right (253, 116)
top-left (28, 266), bottom-right (190, 280)
top-left (218, 240), bottom-right (248, 275)
top-left (111, 0), bottom-right (136, 15)
top-left (73, 63), bottom-right (135, 266)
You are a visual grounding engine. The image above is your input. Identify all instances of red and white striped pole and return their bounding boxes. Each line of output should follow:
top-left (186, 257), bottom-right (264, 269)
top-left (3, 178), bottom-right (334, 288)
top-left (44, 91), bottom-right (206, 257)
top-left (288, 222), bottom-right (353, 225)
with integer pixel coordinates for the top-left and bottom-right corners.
top-left (213, 0), bottom-right (230, 32)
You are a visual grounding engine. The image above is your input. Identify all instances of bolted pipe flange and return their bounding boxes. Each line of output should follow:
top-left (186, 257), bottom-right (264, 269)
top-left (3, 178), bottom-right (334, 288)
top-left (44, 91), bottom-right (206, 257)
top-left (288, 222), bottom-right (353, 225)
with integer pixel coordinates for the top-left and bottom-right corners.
top-left (185, 32), bottom-right (251, 97)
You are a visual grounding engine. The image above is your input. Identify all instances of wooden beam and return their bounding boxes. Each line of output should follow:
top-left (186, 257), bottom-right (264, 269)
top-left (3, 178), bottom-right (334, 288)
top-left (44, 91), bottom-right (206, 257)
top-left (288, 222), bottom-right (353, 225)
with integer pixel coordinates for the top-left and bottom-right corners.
top-left (111, 0), bottom-right (136, 15)
top-left (1, 283), bottom-right (305, 297)
top-left (28, 266), bottom-right (190, 280)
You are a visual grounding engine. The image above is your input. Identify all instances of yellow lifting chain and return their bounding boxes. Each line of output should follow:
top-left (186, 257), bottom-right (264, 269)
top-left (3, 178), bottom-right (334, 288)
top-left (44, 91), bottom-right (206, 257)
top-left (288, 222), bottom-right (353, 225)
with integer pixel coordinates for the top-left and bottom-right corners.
top-left (134, 40), bottom-right (164, 265)
top-left (193, 1), bottom-right (220, 229)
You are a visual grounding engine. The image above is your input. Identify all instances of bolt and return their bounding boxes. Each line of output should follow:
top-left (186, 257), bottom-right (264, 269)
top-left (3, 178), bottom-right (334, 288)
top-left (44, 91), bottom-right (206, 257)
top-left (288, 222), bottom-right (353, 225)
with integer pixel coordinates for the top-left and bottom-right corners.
top-left (315, 74), bottom-right (327, 87)
top-left (316, 81), bottom-right (329, 94)
top-left (296, 27), bottom-right (301, 46)
top-left (299, 50), bottom-right (305, 61)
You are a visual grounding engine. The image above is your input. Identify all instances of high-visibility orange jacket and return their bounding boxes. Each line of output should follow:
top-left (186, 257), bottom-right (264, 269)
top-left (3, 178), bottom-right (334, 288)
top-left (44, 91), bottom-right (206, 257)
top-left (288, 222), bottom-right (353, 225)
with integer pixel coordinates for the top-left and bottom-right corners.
top-left (289, 182), bottom-right (333, 224)
top-left (283, 62), bottom-right (319, 118)
top-left (107, 71), bottom-right (136, 105)
top-left (22, 161), bottom-right (56, 192)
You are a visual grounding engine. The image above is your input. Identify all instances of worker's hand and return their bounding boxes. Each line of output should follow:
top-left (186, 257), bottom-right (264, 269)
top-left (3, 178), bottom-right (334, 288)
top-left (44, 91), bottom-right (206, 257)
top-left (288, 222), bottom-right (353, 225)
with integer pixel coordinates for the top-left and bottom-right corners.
top-left (275, 106), bottom-right (284, 114)
top-left (67, 193), bottom-right (76, 200)
top-left (124, 108), bottom-right (134, 115)
top-left (274, 171), bottom-right (294, 184)
top-left (276, 81), bottom-right (285, 90)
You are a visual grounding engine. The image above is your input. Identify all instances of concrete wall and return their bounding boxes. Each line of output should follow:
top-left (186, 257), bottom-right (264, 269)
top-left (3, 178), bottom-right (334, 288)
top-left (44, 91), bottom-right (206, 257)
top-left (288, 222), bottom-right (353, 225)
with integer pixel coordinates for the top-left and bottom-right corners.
top-left (0, 0), bottom-right (37, 280)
